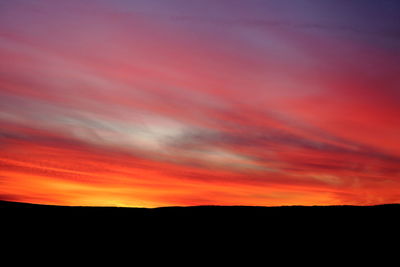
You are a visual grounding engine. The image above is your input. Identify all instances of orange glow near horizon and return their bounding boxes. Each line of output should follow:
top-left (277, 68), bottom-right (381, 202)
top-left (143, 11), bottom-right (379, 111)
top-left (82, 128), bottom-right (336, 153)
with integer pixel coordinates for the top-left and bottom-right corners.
top-left (1, 0), bottom-right (400, 207)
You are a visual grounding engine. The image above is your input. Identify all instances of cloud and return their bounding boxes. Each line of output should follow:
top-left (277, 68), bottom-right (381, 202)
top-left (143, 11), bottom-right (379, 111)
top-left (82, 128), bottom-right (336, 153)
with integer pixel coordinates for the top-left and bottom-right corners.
top-left (0, 0), bottom-right (399, 206)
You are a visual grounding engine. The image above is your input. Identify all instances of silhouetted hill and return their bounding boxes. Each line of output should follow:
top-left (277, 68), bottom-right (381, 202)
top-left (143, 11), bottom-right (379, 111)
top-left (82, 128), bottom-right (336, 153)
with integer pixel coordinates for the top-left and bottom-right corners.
top-left (2, 200), bottom-right (399, 240)
top-left (1, 200), bottom-right (399, 220)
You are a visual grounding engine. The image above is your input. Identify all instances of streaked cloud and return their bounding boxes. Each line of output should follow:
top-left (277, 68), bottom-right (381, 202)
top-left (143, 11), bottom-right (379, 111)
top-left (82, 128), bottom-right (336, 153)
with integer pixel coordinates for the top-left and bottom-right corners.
top-left (0, 0), bottom-right (399, 206)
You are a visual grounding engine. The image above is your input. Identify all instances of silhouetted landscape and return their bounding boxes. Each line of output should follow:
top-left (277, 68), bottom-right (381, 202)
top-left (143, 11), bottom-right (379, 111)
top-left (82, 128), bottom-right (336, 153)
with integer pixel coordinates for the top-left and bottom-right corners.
top-left (2, 200), bottom-right (399, 220)
top-left (3, 201), bottom-right (400, 240)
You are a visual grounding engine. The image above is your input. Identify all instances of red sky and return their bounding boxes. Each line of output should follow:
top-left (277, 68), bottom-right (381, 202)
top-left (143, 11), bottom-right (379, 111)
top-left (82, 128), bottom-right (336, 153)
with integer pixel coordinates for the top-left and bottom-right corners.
top-left (1, 0), bottom-right (400, 207)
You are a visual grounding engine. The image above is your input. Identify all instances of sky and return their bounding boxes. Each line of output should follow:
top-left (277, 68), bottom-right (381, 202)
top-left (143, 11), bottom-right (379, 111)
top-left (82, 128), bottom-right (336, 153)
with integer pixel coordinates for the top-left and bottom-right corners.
top-left (0, 0), bottom-right (399, 207)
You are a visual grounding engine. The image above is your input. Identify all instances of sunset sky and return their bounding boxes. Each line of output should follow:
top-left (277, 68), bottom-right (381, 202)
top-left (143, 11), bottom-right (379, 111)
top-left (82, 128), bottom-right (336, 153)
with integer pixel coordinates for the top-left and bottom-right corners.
top-left (1, 0), bottom-right (400, 207)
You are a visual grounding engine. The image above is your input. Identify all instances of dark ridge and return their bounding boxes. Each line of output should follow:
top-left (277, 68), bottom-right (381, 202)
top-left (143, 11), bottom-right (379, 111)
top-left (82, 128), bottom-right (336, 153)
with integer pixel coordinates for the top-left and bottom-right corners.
top-left (1, 199), bottom-right (399, 209)
top-left (2, 200), bottom-right (399, 236)
top-left (1, 200), bottom-right (399, 217)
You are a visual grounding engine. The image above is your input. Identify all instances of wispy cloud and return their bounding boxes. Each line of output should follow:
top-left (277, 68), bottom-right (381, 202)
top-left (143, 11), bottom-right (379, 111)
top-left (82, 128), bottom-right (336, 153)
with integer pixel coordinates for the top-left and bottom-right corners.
top-left (0, 0), bottom-right (399, 206)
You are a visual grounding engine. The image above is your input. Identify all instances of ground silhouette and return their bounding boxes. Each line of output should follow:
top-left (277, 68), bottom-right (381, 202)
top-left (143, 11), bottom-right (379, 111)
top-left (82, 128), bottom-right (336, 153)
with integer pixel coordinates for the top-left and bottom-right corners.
top-left (2, 200), bottom-right (399, 238)
top-left (1, 200), bottom-right (399, 219)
